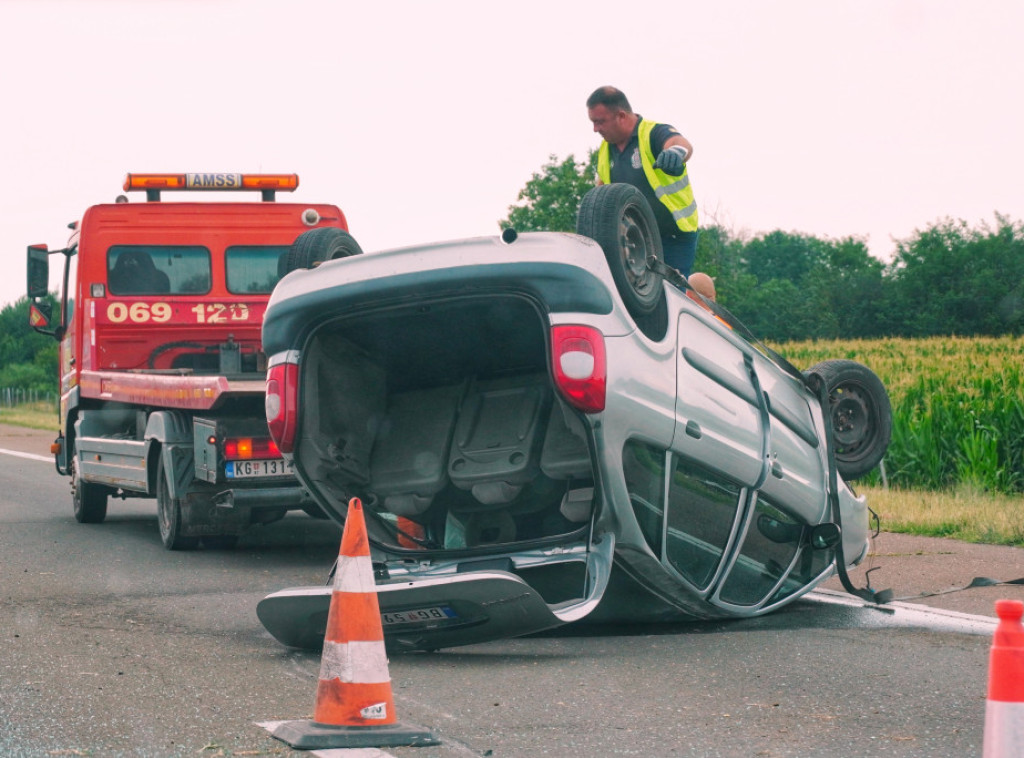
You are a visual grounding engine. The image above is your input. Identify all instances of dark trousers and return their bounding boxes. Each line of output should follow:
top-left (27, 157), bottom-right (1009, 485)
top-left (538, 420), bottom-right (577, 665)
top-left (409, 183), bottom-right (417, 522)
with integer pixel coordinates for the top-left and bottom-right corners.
top-left (662, 231), bottom-right (699, 277)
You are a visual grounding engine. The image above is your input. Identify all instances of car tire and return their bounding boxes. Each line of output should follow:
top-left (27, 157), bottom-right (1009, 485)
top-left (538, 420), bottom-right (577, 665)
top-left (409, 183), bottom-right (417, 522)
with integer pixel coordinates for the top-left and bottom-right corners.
top-left (156, 457), bottom-right (200, 551)
top-left (71, 454), bottom-right (108, 524)
top-left (285, 227), bottom-right (363, 273)
top-left (807, 359), bottom-right (892, 481)
top-left (577, 184), bottom-right (665, 319)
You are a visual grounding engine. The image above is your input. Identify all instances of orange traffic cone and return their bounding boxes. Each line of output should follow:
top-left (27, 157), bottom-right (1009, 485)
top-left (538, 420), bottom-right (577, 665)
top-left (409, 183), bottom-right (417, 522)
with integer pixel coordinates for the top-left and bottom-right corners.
top-left (983, 599), bottom-right (1024, 757)
top-left (271, 498), bottom-right (439, 749)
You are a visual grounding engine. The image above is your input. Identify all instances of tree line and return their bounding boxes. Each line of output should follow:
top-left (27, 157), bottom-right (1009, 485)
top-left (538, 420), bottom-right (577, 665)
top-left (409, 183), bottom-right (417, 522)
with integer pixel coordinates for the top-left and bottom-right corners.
top-left (2, 152), bottom-right (1022, 393)
top-left (500, 152), bottom-right (1024, 342)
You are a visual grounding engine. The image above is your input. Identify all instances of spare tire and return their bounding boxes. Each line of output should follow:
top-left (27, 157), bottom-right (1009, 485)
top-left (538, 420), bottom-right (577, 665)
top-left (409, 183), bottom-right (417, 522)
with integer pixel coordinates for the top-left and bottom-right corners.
top-left (577, 184), bottom-right (665, 319)
top-left (807, 359), bottom-right (892, 480)
top-left (285, 227), bottom-right (363, 273)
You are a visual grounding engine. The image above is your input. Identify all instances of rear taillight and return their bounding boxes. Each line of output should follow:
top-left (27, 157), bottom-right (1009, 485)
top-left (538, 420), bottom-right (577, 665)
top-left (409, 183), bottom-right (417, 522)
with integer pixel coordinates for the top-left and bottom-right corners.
top-left (551, 325), bottom-right (606, 413)
top-left (223, 437), bottom-right (282, 460)
top-left (266, 360), bottom-right (299, 453)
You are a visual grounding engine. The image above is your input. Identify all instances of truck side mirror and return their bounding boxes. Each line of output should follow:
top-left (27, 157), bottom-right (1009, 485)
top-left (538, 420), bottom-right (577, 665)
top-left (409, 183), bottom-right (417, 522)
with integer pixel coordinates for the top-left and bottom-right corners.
top-left (27, 244), bottom-right (50, 299)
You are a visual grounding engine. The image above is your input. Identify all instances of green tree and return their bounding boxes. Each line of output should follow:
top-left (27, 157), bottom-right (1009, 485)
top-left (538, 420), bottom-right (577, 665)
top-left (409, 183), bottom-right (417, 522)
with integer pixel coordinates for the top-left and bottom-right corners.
top-left (742, 230), bottom-right (830, 285)
top-left (727, 231), bottom-right (886, 340)
top-left (691, 223), bottom-right (750, 311)
top-left (823, 237), bottom-right (886, 337)
top-left (500, 151), bottom-right (597, 232)
top-left (885, 216), bottom-right (1024, 336)
top-left (0, 296), bottom-right (59, 391)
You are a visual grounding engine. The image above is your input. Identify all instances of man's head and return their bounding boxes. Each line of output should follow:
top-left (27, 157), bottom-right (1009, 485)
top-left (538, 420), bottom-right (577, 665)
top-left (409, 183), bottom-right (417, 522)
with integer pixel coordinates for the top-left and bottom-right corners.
top-left (587, 86), bottom-right (636, 146)
top-left (687, 272), bottom-right (716, 304)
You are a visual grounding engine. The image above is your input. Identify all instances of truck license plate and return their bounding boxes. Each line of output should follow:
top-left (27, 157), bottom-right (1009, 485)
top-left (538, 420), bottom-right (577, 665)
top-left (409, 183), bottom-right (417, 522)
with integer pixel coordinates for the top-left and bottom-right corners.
top-left (226, 459), bottom-right (289, 479)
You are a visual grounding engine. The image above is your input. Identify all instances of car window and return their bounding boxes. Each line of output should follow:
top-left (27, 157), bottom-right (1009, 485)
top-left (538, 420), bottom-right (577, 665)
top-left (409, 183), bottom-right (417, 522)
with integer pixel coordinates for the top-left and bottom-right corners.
top-left (226, 245), bottom-right (290, 294)
top-left (623, 440), bottom-right (666, 556)
top-left (107, 246), bottom-right (211, 295)
top-left (718, 496), bottom-right (805, 606)
top-left (768, 536), bottom-right (834, 606)
top-left (665, 457), bottom-right (742, 590)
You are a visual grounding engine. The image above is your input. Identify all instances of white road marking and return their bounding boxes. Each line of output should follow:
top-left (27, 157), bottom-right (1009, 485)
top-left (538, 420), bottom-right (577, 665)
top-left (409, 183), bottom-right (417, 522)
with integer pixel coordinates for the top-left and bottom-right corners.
top-left (0, 447), bottom-right (52, 463)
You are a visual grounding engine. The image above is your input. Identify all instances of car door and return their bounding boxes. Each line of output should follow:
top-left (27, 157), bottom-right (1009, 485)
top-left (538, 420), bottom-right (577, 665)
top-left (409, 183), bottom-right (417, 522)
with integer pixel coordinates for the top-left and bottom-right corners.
top-left (672, 310), bottom-right (767, 488)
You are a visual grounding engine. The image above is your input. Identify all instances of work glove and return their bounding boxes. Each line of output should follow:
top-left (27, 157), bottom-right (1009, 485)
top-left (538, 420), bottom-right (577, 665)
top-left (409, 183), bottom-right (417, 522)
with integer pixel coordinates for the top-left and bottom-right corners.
top-left (654, 145), bottom-right (688, 176)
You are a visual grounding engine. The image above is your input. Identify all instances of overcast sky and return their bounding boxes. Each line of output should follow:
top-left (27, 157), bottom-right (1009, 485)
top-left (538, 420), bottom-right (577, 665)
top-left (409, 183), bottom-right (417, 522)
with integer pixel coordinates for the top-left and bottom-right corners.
top-left (2, 0), bottom-right (1022, 309)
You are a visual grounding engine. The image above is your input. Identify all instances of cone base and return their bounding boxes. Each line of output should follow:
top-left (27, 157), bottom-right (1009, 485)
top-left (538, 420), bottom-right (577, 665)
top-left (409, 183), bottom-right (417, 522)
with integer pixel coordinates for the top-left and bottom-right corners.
top-left (271, 718), bottom-right (440, 749)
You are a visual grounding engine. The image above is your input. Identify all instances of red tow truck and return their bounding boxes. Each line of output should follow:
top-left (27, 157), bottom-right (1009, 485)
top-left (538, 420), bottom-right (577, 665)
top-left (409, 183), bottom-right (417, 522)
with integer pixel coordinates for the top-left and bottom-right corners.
top-left (26, 172), bottom-right (350, 549)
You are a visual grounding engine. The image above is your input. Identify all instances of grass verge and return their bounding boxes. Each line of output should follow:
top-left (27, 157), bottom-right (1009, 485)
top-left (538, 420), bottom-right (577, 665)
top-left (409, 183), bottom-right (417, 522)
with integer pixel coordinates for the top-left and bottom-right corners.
top-left (0, 403), bottom-right (59, 432)
top-left (861, 485), bottom-right (1024, 546)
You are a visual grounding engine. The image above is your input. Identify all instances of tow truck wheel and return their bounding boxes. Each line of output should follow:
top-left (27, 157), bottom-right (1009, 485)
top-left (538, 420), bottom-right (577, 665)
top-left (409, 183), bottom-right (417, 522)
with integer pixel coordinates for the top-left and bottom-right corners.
top-left (577, 184), bottom-right (665, 319)
top-left (807, 359), bottom-right (892, 481)
top-left (285, 227), bottom-right (363, 273)
top-left (71, 455), bottom-right (108, 524)
top-left (156, 458), bottom-right (200, 551)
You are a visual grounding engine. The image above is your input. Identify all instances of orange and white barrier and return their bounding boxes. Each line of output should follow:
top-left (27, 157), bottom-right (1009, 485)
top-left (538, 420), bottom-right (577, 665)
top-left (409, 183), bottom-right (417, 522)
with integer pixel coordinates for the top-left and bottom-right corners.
top-left (270, 498), bottom-right (439, 749)
top-left (983, 599), bottom-right (1024, 757)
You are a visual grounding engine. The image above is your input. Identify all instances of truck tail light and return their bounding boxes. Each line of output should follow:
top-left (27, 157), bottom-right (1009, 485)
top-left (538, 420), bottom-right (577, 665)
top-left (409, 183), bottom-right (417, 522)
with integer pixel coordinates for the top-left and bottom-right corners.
top-left (224, 437), bottom-right (282, 461)
top-left (266, 361), bottom-right (299, 453)
top-left (551, 325), bottom-right (606, 413)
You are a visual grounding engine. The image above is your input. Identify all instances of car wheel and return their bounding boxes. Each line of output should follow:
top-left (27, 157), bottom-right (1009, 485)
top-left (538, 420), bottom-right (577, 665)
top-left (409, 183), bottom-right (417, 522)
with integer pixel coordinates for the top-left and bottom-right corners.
top-left (285, 227), bottom-right (363, 273)
top-left (156, 457), bottom-right (200, 550)
top-left (807, 359), bottom-right (892, 480)
top-left (71, 454), bottom-right (108, 524)
top-left (577, 184), bottom-right (665, 319)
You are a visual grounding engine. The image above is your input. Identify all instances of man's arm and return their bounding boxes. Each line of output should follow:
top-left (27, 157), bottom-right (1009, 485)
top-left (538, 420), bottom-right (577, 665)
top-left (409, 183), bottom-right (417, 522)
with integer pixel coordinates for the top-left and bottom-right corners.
top-left (663, 134), bottom-right (694, 160)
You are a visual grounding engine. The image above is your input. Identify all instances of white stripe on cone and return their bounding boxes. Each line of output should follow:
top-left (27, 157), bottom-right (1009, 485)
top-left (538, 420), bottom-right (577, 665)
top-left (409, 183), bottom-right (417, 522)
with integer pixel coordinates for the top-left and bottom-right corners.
top-left (333, 554), bottom-right (376, 593)
top-left (318, 639), bottom-right (391, 684)
top-left (984, 701), bottom-right (1024, 757)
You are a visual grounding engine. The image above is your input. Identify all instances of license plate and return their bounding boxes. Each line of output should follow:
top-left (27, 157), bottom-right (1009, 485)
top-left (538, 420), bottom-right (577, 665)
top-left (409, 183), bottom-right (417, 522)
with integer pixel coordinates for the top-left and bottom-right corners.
top-left (381, 605), bottom-right (458, 627)
top-left (225, 459), bottom-right (290, 479)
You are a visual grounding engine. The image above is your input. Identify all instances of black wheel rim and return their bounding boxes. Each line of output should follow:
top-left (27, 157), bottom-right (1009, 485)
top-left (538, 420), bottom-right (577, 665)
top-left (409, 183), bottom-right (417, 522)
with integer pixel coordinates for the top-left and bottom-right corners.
top-left (830, 383), bottom-right (875, 459)
top-left (617, 205), bottom-right (659, 302)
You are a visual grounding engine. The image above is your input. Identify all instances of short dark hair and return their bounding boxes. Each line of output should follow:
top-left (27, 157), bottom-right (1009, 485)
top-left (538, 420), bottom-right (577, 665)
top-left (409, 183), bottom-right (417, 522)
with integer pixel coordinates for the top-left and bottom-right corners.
top-left (586, 86), bottom-right (632, 113)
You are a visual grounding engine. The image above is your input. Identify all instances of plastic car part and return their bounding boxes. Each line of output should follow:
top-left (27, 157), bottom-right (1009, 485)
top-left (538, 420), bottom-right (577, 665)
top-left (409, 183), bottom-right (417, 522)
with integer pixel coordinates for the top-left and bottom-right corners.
top-left (266, 360), bottom-right (299, 453)
top-left (550, 325), bottom-right (606, 413)
top-left (576, 184), bottom-right (665, 319)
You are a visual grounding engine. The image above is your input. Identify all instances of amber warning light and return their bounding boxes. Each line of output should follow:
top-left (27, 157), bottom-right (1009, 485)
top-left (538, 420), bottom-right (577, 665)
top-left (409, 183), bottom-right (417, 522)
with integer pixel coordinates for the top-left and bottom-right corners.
top-left (123, 173), bottom-right (299, 201)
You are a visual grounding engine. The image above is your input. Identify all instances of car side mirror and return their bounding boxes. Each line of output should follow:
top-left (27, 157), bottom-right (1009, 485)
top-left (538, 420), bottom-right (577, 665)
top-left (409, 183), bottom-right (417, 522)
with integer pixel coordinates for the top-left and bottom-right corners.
top-left (27, 244), bottom-right (50, 299)
top-left (809, 523), bottom-right (841, 550)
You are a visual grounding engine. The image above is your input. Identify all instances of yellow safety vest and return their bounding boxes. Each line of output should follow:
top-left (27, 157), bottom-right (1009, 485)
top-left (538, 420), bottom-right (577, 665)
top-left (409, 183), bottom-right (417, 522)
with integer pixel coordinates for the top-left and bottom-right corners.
top-left (597, 119), bottom-right (698, 233)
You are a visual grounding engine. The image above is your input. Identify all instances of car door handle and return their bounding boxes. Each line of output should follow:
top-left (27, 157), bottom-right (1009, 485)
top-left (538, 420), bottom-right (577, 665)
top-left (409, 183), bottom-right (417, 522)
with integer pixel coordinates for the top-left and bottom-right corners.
top-left (685, 420), bottom-right (702, 439)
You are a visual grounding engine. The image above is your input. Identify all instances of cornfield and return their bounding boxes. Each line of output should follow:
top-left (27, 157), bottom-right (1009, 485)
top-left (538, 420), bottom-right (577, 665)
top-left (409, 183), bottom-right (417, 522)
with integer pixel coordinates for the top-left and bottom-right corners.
top-left (776, 336), bottom-right (1024, 494)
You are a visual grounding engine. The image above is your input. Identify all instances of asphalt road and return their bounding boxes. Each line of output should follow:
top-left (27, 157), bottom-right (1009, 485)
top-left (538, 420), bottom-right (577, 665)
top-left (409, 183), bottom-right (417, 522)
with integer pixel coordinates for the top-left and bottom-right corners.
top-left (1, 424), bottom-right (1020, 757)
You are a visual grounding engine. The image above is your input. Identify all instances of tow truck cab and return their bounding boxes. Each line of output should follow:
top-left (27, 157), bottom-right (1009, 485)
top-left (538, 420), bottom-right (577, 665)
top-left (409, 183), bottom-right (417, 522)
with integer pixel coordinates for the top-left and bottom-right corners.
top-left (27, 173), bottom-right (348, 549)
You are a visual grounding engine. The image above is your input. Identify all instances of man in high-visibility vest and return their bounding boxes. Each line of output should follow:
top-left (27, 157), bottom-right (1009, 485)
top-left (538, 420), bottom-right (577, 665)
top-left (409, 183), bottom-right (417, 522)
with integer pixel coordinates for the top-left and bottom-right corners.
top-left (586, 85), bottom-right (699, 276)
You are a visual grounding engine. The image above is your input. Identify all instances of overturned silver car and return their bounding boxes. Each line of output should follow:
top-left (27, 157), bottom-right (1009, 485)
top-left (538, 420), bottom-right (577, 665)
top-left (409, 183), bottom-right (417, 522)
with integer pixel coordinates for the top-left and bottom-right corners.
top-left (257, 185), bottom-right (892, 652)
